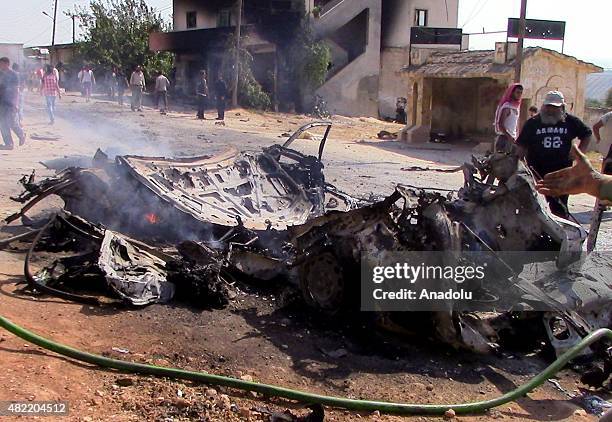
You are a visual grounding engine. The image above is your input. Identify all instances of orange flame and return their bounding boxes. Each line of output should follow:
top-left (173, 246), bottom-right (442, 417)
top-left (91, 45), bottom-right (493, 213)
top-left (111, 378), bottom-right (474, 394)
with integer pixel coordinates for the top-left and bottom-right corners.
top-left (145, 213), bottom-right (159, 224)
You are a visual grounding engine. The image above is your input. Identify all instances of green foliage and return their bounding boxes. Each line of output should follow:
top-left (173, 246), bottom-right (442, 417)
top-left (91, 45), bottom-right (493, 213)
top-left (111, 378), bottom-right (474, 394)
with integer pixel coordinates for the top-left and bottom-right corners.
top-left (289, 28), bottom-right (331, 91)
top-left (586, 98), bottom-right (604, 108)
top-left (221, 38), bottom-right (272, 110)
top-left (606, 88), bottom-right (612, 108)
top-left (73, 0), bottom-right (173, 83)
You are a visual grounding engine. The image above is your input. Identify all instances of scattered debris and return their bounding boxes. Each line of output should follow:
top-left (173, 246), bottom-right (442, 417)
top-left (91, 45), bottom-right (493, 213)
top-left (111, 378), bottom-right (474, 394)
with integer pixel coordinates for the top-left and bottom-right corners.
top-left (377, 130), bottom-right (397, 140)
top-left (5, 122), bottom-right (611, 362)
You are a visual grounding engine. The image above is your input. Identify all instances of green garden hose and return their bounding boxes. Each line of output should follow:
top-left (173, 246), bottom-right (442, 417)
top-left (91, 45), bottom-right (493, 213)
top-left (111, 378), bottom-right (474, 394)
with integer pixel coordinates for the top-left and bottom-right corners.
top-left (0, 315), bottom-right (610, 416)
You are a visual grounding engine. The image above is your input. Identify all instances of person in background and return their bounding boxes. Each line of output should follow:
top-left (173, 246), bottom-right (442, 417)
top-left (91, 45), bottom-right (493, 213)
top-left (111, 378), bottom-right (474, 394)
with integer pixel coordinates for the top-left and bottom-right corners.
top-left (196, 70), bottom-right (209, 120)
top-left (590, 110), bottom-right (612, 189)
top-left (130, 65), bottom-right (145, 112)
top-left (79, 65), bottom-right (95, 102)
top-left (516, 91), bottom-right (592, 218)
top-left (11, 63), bottom-right (25, 123)
top-left (528, 105), bottom-right (538, 118)
top-left (41, 64), bottom-right (61, 125)
top-left (154, 71), bottom-right (170, 114)
top-left (214, 74), bottom-right (228, 121)
top-left (0, 57), bottom-right (26, 149)
top-left (107, 69), bottom-right (117, 99)
top-left (116, 69), bottom-right (129, 107)
top-left (593, 111), bottom-right (612, 166)
top-left (493, 83), bottom-right (523, 153)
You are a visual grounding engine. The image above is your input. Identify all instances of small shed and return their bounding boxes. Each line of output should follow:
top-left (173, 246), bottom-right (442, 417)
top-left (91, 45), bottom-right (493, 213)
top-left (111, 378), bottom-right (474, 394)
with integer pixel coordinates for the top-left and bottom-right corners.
top-left (399, 43), bottom-right (602, 143)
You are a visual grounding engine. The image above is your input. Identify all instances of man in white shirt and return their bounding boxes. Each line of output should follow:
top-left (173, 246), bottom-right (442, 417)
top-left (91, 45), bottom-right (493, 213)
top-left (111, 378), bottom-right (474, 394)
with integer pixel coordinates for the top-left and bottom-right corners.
top-left (79, 65), bottom-right (95, 103)
top-left (593, 111), bottom-right (612, 169)
top-left (130, 65), bottom-right (145, 112)
top-left (154, 71), bottom-right (170, 114)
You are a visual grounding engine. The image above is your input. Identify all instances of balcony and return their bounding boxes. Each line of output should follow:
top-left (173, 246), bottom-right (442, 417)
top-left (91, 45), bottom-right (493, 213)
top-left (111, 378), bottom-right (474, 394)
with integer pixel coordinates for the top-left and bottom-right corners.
top-left (149, 24), bottom-right (266, 53)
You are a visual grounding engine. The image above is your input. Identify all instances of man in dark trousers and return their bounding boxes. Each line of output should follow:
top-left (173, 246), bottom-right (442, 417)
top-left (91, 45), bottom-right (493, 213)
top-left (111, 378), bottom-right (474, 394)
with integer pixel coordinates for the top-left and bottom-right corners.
top-left (0, 57), bottom-right (26, 149)
top-left (516, 90), bottom-right (592, 218)
top-left (196, 70), bottom-right (208, 120)
top-left (214, 74), bottom-right (228, 121)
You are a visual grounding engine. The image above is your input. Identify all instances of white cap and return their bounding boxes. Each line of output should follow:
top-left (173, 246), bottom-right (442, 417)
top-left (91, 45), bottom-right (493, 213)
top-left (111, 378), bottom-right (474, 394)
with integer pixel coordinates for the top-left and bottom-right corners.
top-left (543, 91), bottom-right (565, 107)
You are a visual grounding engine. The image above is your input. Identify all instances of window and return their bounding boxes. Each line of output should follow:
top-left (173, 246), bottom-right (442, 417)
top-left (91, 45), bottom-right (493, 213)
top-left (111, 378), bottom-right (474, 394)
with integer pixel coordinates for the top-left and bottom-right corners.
top-left (415, 9), bottom-right (428, 27)
top-left (218, 9), bottom-right (231, 27)
top-left (186, 11), bottom-right (197, 29)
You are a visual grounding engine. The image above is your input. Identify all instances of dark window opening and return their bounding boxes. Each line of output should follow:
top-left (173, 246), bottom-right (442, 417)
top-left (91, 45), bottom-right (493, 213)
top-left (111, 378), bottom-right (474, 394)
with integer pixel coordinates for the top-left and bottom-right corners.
top-left (186, 11), bottom-right (197, 29)
top-left (415, 9), bottom-right (428, 27)
top-left (218, 9), bottom-right (232, 27)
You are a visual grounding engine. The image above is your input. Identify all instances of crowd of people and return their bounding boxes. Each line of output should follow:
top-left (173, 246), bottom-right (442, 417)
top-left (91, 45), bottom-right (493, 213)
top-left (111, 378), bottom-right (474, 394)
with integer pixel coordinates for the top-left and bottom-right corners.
top-left (3, 54), bottom-right (611, 207)
top-left (74, 64), bottom-right (229, 119)
top-left (0, 58), bottom-right (231, 151)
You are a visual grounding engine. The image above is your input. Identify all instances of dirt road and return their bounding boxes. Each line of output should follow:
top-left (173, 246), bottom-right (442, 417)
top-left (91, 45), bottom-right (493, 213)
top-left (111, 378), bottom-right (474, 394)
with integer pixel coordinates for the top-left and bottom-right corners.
top-left (0, 92), bottom-right (607, 421)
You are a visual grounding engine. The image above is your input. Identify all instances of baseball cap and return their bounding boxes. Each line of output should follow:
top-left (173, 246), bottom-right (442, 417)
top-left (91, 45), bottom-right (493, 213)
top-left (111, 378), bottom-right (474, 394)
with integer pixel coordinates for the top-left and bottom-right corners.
top-left (543, 91), bottom-right (565, 107)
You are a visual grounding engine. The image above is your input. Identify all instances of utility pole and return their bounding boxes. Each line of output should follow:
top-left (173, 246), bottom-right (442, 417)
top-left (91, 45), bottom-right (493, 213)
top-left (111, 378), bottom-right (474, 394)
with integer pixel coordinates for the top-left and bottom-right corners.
top-left (514, 0), bottom-right (527, 82)
top-left (231, 0), bottom-right (243, 108)
top-left (71, 15), bottom-right (76, 43)
top-left (51, 0), bottom-right (58, 46)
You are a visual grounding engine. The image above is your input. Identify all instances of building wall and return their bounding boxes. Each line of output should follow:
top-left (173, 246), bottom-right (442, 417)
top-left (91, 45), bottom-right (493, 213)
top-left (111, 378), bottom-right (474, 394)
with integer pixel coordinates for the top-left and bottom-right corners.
top-left (521, 52), bottom-right (595, 120)
top-left (378, 0), bottom-right (459, 118)
top-left (50, 48), bottom-right (75, 67)
top-left (379, 48), bottom-right (410, 118)
top-left (173, 0), bottom-right (219, 31)
top-left (430, 77), bottom-right (504, 137)
top-left (381, 0), bottom-right (458, 48)
top-left (0, 44), bottom-right (25, 68)
top-left (315, 0), bottom-right (382, 117)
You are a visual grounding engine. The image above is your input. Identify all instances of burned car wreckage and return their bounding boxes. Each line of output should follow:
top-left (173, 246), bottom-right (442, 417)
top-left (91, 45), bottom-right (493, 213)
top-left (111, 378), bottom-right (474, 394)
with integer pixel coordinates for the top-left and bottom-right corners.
top-left (4, 122), bottom-right (611, 359)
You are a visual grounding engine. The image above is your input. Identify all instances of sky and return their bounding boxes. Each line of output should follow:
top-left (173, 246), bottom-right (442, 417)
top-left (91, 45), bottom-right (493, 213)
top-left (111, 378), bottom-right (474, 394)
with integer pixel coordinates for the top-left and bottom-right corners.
top-left (0, 0), bottom-right (610, 69)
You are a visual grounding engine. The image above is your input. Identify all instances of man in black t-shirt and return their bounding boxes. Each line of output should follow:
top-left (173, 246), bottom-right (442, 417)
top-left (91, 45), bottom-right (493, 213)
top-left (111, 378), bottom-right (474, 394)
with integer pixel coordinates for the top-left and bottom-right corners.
top-left (516, 91), bottom-right (592, 218)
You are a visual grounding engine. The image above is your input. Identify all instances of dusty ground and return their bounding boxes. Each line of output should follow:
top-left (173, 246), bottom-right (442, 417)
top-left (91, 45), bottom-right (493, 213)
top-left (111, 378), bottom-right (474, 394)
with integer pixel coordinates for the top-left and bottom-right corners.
top-left (0, 92), bottom-right (610, 421)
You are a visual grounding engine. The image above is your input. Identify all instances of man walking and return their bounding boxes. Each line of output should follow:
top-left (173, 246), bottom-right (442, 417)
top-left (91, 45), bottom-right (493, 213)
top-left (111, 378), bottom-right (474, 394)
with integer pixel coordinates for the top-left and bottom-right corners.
top-left (130, 65), bottom-right (145, 112)
top-left (154, 71), bottom-right (171, 114)
top-left (12, 63), bottom-right (25, 123)
top-left (116, 69), bottom-right (129, 106)
top-left (0, 57), bottom-right (26, 149)
top-left (516, 91), bottom-right (592, 218)
top-left (214, 74), bottom-right (228, 121)
top-left (196, 70), bottom-right (209, 120)
top-left (79, 65), bottom-right (95, 102)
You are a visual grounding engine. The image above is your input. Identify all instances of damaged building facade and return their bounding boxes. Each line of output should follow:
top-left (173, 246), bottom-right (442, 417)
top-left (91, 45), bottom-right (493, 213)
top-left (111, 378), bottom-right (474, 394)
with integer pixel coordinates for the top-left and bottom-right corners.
top-left (149, 0), bottom-right (463, 117)
top-left (399, 44), bottom-right (603, 143)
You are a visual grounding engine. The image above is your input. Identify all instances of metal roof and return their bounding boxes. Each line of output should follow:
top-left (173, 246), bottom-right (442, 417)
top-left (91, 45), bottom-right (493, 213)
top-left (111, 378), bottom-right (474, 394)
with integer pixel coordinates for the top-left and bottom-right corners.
top-left (402, 47), bottom-right (602, 78)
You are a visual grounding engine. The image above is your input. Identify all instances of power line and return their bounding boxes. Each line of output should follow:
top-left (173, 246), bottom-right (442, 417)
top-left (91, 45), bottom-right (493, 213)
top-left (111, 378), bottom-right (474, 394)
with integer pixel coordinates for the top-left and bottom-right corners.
top-left (461, 0), bottom-right (492, 28)
top-left (460, 0), bottom-right (485, 27)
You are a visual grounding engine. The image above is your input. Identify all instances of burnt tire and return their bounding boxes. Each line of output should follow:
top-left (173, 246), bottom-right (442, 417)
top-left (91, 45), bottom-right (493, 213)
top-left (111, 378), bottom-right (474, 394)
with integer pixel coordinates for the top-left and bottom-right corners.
top-left (299, 252), bottom-right (345, 312)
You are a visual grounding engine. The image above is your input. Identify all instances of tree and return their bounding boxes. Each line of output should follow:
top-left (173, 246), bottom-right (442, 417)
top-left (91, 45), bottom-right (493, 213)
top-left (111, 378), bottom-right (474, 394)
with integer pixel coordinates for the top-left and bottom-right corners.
top-left (74, 0), bottom-right (173, 83)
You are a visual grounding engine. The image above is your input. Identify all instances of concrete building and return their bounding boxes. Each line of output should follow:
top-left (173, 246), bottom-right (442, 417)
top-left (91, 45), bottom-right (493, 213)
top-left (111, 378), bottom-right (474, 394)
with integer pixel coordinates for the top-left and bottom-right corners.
top-left (399, 43), bottom-right (602, 143)
top-left (313, 0), bottom-right (461, 118)
top-left (150, 0), bottom-right (461, 116)
top-left (149, 0), bottom-right (302, 98)
top-left (0, 43), bottom-right (25, 68)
